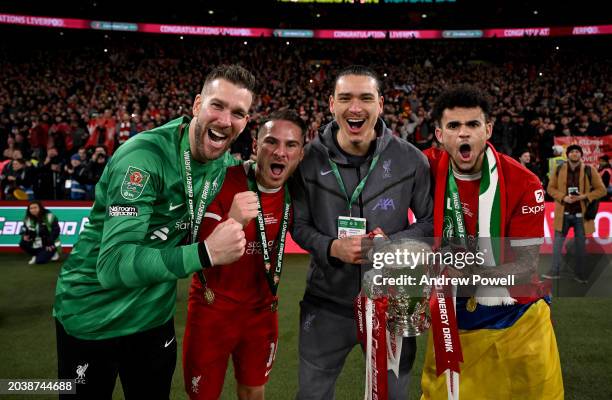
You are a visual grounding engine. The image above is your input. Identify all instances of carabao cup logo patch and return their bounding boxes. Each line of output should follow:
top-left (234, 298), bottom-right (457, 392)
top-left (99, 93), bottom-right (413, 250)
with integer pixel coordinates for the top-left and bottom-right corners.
top-left (121, 166), bottom-right (150, 200)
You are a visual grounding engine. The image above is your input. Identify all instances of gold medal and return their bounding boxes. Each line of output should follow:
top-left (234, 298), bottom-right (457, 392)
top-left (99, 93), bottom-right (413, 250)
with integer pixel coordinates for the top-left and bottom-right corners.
top-left (203, 287), bottom-right (215, 305)
top-left (466, 296), bottom-right (477, 312)
top-left (270, 300), bottom-right (278, 313)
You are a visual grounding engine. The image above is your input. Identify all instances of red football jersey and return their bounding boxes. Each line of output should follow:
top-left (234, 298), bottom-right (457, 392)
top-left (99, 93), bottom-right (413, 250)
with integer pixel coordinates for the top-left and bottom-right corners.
top-left (454, 174), bottom-right (481, 238)
top-left (192, 164), bottom-right (290, 308)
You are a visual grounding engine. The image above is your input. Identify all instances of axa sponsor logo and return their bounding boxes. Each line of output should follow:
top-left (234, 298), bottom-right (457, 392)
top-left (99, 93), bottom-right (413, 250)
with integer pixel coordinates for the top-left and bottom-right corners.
top-left (373, 198), bottom-right (395, 211)
top-left (150, 227), bottom-right (170, 241)
top-left (522, 204), bottom-right (545, 214)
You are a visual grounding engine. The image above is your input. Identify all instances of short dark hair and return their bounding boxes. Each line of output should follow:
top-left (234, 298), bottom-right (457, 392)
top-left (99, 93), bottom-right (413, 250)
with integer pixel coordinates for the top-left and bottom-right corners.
top-left (202, 64), bottom-right (257, 96)
top-left (257, 109), bottom-right (307, 143)
top-left (431, 85), bottom-right (492, 126)
top-left (333, 65), bottom-right (382, 95)
top-left (566, 144), bottom-right (583, 156)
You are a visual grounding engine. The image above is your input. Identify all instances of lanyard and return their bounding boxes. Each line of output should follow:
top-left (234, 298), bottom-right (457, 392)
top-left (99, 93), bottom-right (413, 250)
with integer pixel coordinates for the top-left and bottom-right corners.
top-left (444, 165), bottom-right (468, 243)
top-left (328, 154), bottom-right (379, 217)
top-left (180, 124), bottom-right (225, 243)
top-left (247, 167), bottom-right (291, 296)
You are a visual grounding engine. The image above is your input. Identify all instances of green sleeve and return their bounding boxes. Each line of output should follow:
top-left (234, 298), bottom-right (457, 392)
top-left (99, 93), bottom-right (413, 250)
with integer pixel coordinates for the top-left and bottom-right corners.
top-left (96, 146), bottom-right (202, 289)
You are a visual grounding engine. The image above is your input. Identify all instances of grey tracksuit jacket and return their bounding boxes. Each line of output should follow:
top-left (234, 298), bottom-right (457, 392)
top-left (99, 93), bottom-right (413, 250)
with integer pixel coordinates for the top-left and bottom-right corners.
top-left (290, 119), bottom-right (434, 314)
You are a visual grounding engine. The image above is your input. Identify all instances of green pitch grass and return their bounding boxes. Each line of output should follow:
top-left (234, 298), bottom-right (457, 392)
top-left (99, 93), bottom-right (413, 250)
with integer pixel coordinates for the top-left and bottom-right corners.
top-left (1, 253), bottom-right (611, 399)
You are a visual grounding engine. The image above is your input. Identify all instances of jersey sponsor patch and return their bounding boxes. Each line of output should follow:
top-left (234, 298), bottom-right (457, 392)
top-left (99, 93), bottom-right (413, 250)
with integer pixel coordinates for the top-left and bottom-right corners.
top-left (108, 204), bottom-right (139, 217)
top-left (121, 166), bottom-right (150, 201)
top-left (534, 189), bottom-right (545, 203)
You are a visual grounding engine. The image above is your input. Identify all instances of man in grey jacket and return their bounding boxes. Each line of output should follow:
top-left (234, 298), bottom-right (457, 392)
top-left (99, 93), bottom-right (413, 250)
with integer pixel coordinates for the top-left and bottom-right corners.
top-left (291, 65), bottom-right (434, 400)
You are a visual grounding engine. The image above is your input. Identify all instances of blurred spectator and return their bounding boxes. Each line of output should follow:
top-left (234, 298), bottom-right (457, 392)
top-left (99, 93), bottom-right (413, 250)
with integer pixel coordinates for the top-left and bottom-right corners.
top-left (1, 158), bottom-right (35, 200)
top-left (547, 145), bottom-right (566, 179)
top-left (492, 113), bottom-right (518, 156)
top-left (598, 155), bottom-right (612, 200)
top-left (19, 201), bottom-right (61, 265)
top-left (64, 153), bottom-right (87, 200)
top-left (76, 146), bottom-right (108, 198)
top-left (35, 148), bottom-right (66, 200)
top-left (518, 150), bottom-right (542, 181)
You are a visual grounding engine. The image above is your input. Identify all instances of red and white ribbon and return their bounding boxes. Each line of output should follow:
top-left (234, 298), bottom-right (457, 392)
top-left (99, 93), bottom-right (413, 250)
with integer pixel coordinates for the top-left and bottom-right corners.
top-left (429, 284), bottom-right (463, 400)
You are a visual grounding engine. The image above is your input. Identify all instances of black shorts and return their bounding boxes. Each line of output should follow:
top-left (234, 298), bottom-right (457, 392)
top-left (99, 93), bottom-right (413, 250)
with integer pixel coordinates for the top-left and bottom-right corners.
top-left (56, 318), bottom-right (176, 400)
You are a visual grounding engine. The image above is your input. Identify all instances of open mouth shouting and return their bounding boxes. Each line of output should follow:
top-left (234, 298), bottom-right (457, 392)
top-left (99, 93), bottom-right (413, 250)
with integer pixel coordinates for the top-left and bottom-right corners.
top-left (206, 128), bottom-right (230, 151)
top-left (346, 118), bottom-right (366, 133)
top-left (459, 143), bottom-right (472, 162)
top-left (269, 162), bottom-right (286, 179)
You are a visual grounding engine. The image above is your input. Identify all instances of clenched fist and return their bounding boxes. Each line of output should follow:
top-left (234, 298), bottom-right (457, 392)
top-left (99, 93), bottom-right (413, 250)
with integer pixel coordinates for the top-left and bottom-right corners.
top-left (228, 191), bottom-right (259, 227)
top-left (204, 218), bottom-right (246, 265)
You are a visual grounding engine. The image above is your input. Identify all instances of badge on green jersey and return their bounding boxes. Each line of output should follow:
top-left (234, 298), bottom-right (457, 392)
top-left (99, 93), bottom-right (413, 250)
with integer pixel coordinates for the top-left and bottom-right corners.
top-left (121, 166), bottom-right (150, 201)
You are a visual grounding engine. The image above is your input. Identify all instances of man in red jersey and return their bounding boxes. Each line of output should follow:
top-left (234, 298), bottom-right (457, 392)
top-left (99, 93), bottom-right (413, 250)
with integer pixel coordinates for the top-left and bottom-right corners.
top-left (183, 109), bottom-right (305, 400)
top-left (421, 85), bottom-right (563, 399)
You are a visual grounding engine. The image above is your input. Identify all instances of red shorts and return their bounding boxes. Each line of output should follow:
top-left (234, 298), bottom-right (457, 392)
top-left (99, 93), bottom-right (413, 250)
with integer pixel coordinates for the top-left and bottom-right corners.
top-left (182, 296), bottom-right (278, 400)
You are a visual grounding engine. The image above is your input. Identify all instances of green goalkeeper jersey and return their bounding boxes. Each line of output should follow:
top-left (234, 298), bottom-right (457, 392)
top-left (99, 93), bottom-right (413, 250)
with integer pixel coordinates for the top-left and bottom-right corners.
top-left (53, 117), bottom-right (238, 340)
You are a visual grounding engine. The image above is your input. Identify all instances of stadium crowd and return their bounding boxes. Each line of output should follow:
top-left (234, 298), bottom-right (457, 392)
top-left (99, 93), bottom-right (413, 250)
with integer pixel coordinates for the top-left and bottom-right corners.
top-left (1, 33), bottom-right (610, 200)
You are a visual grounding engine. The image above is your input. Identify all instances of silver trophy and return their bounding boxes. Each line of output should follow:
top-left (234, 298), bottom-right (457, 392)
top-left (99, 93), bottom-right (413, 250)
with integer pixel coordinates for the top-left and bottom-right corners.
top-left (365, 238), bottom-right (432, 337)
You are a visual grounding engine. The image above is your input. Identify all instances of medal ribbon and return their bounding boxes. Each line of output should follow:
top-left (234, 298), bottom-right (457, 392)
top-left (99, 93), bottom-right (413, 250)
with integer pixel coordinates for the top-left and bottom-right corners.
top-left (247, 167), bottom-right (291, 296)
top-left (355, 294), bottom-right (389, 400)
top-left (328, 155), bottom-right (379, 217)
top-left (179, 124), bottom-right (227, 298)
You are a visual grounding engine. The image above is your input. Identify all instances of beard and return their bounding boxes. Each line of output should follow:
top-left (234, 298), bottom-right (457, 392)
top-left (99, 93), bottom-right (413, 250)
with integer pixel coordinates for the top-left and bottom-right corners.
top-left (192, 118), bottom-right (208, 163)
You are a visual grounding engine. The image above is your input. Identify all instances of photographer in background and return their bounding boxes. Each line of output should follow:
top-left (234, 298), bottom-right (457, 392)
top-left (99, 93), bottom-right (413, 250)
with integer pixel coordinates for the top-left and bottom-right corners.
top-left (543, 144), bottom-right (606, 283)
top-left (19, 201), bottom-right (61, 265)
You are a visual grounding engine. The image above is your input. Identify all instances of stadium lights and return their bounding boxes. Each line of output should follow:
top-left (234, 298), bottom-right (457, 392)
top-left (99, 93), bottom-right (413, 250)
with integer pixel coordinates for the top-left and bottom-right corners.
top-left (384, 73), bottom-right (388, 77)
top-left (555, 46), bottom-right (560, 50)
top-left (286, 41), bottom-right (290, 45)
top-left (422, 14), bottom-right (427, 19)
top-left (180, 36), bottom-right (184, 40)
top-left (309, 79), bottom-right (313, 83)
top-left (533, 10), bottom-right (539, 15)
top-left (316, 13), bottom-right (321, 18)
top-left (208, 10), bottom-right (214, 15)
top-left (103, 48), bottom-right (108, 53)
top-left (59, 32), bottom-right (64, 36)
top-left (539, 72), bottom-right (543, 76)
top-left (243, 41), bottom-right (248, 45)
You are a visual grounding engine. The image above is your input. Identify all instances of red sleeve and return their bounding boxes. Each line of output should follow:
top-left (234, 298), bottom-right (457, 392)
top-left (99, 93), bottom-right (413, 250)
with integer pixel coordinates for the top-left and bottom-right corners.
top-left (507, 173), bottom-right (545, 241)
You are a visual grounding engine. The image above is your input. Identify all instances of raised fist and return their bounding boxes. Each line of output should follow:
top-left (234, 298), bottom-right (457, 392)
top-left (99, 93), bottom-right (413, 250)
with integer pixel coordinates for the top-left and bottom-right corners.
top-left (204, 218), bottom-right (246, 266)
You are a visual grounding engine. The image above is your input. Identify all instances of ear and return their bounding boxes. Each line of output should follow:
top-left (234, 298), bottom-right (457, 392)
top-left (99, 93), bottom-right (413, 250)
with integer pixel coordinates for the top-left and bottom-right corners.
top-left (378, 96), bottom-right (384, 115)
top-left (192, 94), bottom-right (202, 117)
top-left (329, 95), bottom-right (335, 114)
top-left (485, 121), bottom-right (493, 140)
top-left (252, 136), bottom-right (258, 158)
top-left (435, 126), bottom-right (443, 143)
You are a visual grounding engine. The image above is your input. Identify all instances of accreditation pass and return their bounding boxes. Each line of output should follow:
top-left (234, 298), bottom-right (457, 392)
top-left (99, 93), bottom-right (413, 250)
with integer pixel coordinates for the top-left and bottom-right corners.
top-left (337, 216), bottom-right (367, 238)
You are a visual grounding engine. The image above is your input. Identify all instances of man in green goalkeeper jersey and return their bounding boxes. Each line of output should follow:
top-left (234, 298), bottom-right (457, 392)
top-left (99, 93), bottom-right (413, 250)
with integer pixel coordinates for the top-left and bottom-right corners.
top-left (53, 65), bottom-right (255, 399)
